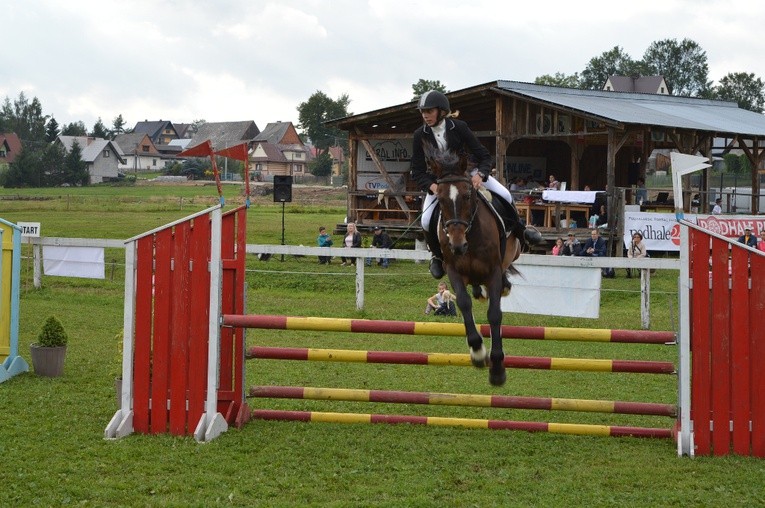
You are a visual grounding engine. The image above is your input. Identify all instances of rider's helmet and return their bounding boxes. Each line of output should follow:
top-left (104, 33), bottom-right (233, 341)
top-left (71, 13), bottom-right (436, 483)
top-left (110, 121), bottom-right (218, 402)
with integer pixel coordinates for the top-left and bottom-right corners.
top-left (417, 90), bottom-right (450, 112)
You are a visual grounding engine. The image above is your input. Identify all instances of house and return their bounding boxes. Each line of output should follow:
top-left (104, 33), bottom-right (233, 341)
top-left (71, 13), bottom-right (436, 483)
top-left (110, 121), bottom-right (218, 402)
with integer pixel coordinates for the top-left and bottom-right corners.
top-left (187, 121), bottom-right (260, 151)
top-left (0, 132), bottom-right (22, 168)
top-left (173, 123), bottom-right (194, 139)
top-left (113, 133), bottom-right (163, 172)
top-left (132, 120), bottom-right (180, 145)
top-left (55, 136), bottom-right (126, 183)
top-left (250, 121), bottom-right (310, 178)
top-left (603, 75), bottom-right (669, 95)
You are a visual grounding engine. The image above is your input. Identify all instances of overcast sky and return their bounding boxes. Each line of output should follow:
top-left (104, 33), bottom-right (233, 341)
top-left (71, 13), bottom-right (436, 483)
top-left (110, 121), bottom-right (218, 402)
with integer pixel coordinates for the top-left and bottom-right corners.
top-left (3, 0), bottom-right (765, 132)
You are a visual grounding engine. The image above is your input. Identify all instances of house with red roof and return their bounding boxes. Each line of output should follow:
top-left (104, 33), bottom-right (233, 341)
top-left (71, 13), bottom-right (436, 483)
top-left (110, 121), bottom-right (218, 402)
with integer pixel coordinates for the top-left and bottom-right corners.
top-left (0, 132), bottom-right (22, 168)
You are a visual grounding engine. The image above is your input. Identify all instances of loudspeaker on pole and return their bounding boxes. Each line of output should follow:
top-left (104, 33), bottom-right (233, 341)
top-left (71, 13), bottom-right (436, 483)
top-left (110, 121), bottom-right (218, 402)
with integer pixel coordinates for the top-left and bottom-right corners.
top-left (273, 175), bottom-right (293, 202)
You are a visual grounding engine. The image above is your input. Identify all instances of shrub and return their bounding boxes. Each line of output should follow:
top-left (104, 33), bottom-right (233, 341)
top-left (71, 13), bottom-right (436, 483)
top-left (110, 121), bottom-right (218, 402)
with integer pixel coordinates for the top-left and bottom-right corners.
top-left (37, 316), bottom-right (68, 347)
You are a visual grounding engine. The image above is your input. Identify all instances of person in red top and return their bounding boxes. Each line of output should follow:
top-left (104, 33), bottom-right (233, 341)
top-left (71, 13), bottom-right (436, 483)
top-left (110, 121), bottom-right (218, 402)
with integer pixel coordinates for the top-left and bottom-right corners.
top-left (757, 230), bottom-right (765, 253)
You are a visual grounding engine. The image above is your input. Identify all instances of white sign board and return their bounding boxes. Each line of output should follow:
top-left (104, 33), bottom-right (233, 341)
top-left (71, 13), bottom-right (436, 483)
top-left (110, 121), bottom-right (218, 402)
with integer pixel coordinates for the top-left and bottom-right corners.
top-left (17, 222), bottom-right (41, 237)
top-left (356, 139), bottom-right (413, 174)
top-left (505, 157), bottom-right (547, 181)
top-left (356, 173), bottom-right (407, 192)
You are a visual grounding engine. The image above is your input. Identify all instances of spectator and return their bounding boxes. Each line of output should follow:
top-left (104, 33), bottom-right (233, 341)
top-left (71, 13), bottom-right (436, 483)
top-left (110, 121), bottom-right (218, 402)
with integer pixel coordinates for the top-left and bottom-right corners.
top-left (581, 228), bottom-right (613, 277)
top-left (712, 198), bottom-right (722, 215)
top-left (367, 226), bottom-right (393, 268)
top-left (626, 232), bottom-right (647, 278)
top-left (316, 226), bottom-right (333, 264)
top-left (340, 222), bottom-right (362, 266)
top-left (547, 174), bottom-right (560, 190)
top-left (758, 230), bottom-right (765, 253)
top-left (738, 228), bottom-right (757, 248)
top-left (562, 232), bottom-right (580, 256)
top-left (552, 237), bottom-right (564, 256)
top-left (425, 282), bottom-right (455, 315)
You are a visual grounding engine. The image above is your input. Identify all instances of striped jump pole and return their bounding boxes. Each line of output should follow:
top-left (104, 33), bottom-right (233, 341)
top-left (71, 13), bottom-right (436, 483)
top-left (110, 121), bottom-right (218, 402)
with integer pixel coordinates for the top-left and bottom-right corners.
top-left (249, 385), bottom-right (677, 417)
top-left (224, 314), bottom-right (676, 344)
top-left (251, 409), bottom-right (674, 440)
top-left (247, 346), bottom-right (675, 375)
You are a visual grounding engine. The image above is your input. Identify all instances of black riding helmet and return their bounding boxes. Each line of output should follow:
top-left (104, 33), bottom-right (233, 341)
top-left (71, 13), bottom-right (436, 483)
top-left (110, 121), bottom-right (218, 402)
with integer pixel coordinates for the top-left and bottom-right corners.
top-left (417, 90), bottom-right (450, 112)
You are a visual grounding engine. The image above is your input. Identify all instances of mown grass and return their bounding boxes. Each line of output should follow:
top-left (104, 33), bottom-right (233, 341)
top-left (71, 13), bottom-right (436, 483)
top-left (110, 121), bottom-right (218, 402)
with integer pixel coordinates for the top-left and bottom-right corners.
top-left (1, 188), bottom-right (764, 507)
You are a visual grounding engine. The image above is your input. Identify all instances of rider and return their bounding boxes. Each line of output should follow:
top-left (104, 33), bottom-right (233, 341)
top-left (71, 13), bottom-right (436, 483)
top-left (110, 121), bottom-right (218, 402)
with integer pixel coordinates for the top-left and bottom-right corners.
top-left (410, 90), bottom-right (542, 279)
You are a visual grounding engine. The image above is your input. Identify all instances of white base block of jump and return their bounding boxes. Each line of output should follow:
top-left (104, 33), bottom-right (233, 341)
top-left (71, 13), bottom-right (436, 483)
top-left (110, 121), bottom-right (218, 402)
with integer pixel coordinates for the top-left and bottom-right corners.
top-left (0, 356), bottom-right (29, 383)
top-left (104, 409), bottom-right (134, 439)
top-left (194, 412), bottom-right (228, 442)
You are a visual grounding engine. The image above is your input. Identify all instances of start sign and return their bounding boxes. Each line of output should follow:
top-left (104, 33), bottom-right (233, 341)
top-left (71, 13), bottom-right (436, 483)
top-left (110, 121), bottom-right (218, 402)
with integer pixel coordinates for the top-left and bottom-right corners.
top-left (17, 222), bottom-right (41, 237)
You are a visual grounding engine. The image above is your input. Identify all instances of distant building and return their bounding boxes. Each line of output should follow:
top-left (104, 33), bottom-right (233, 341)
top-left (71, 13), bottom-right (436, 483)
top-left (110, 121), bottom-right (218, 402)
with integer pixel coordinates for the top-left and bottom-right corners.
top-left (0, 132), bottom-right (22, 168)
top-left (132, 120), bottom-right (180, 145)
top-left (250, 121), bottom-right (311, 178)
top-left (113, 132), bottom-right (163, 172)
top-left (187, 121), bottom-right (260, 151)
top-left (55, 136), bottom-right (126, 183)
top-left (603, 75), bottom-right (669, 95)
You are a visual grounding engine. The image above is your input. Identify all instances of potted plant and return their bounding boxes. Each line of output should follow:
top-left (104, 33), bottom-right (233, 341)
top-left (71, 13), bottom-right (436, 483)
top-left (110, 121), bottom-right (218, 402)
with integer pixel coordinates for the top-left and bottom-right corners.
top-left (30, 316), bottom-right (68, 377)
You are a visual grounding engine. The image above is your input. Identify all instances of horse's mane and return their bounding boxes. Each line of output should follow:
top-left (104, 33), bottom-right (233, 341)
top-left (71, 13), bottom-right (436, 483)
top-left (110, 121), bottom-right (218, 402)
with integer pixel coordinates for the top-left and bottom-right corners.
top-left (423, 145), bottom-right (465, 178)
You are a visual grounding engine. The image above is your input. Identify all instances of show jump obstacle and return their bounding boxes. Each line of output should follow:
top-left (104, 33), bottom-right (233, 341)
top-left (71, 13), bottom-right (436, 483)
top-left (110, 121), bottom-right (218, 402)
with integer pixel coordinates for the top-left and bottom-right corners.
top-left (107, 205), bottom-right (765, 457)
top-left (0, 218), bottom-right (29, 383)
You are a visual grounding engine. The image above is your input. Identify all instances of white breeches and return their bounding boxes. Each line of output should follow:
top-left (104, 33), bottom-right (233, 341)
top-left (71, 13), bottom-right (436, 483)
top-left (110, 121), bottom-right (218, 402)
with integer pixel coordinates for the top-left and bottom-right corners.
top-left (421, 175), bottom-right (512, 231)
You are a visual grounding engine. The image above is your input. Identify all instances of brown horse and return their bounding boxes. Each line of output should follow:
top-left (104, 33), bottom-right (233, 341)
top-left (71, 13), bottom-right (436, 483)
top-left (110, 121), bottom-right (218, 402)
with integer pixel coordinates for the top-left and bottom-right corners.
top-left (428, 149), bottom-right (521, 386)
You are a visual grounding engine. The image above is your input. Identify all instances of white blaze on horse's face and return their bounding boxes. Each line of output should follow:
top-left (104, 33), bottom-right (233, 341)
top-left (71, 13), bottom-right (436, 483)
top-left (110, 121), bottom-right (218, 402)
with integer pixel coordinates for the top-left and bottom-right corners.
top-left (445, 183), bottom-right (468, 254)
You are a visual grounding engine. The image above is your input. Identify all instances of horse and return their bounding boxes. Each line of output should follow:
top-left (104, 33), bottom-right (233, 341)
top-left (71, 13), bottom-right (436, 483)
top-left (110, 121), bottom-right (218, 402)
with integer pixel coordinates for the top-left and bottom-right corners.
top-left (427, 149), bottom-right (521, 386)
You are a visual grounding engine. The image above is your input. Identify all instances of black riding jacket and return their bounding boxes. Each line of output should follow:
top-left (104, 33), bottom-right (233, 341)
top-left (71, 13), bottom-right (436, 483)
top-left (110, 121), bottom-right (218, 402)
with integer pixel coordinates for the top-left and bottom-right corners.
top-left (410, 118), bottom-right (492, 194)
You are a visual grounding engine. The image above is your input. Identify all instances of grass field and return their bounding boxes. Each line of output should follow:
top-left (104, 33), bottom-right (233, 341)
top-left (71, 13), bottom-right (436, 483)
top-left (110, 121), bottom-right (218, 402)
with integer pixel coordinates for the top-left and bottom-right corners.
top-left (1, 185), bottom-right (764, 507)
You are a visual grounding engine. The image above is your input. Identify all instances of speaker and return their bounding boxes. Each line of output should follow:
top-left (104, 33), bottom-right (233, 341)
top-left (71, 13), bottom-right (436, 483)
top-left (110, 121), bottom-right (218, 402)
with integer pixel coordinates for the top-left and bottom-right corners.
top-left (273, 175), bottom-right (292, 202)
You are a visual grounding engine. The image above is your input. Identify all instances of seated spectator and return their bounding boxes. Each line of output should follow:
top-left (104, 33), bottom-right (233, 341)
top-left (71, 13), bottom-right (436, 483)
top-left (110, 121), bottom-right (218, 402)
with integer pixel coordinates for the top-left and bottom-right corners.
top-left (552, 237), bottom-right (564, 256)
top-left (581, 228), bottom-right (613, 277)
top-left (758, 230), bottom-right (765, 253)
top-left (425, 282), bottom-right (455, 315)
top-left (562, 232), bottom-right (580, 256)
top-left (626, 232), bottom-right (647, 278)
top-left (366, 226), bottom-right (393, 268)
top-left (635, 177), bottom-right (648, 205)
top-left (712, 198), bottom-right (722, 215)
top-left (547, 174), bottom-right (560, 190)
top-left (738, 228), bottom-right (757, 248)
top-left (340, 222), bottom-right (362, 266)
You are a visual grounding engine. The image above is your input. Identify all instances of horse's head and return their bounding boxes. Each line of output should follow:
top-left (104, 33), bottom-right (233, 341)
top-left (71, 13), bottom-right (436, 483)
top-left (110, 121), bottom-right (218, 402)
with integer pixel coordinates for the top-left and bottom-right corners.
top-left (426, 148), bottom-right (475, 256)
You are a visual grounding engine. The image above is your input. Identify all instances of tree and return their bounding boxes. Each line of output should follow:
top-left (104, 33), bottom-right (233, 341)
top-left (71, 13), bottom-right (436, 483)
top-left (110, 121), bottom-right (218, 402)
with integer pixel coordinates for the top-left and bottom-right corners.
top-left (580, 46), bottom-right (641, 90)
top-left (62, 140), bottom-right (89, 185)
top-left (0, 92), bottom-right (49, 143)
top-left (297, 91), bottom-right (351, 155)
top-left (46, 117), bottom-right (60, 142)
top-left (534, 72), bottom-right (581, 88)
top-left (91, 117), bottom-right (109, 138)
top-left (111, 114), bottom-right (127, 138)
top-left (642, 38), bottom-right (712, 97)
top-left (411, 79), bottom-right (447, 100)
top-left (714, 72), bottom-right (765, 113)
top-left (61, 121), bottom-right (87, 136)
top-left (309, 152), bottom-right (333, 177)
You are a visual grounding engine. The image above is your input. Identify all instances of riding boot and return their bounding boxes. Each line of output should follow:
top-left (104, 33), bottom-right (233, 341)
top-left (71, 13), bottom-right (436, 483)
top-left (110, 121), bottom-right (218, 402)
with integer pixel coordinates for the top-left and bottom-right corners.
top-left (425, 224), bottom-right (445, 279)
top-left (505, 202), bottom-right (543, 245)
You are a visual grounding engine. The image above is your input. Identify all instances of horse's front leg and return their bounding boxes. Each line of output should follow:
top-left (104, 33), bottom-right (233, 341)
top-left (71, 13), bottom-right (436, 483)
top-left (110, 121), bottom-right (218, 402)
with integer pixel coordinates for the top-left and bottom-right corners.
top-left (447, 272), bottom-right (486, 368)
top-left (486, 272), bottom-right (506, 386)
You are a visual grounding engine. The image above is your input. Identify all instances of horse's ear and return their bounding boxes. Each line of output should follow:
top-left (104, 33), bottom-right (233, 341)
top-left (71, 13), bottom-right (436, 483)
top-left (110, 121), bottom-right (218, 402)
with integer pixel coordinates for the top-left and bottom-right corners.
top-left (423, 143), bottom-right (442, 177)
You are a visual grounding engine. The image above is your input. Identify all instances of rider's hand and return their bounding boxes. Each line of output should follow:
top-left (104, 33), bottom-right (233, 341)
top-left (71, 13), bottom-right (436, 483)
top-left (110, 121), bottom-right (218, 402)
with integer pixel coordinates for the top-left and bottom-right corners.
top-left (429, 183), bottom-right (438, 194)
top-left (471, 173), bottom-right (483, 189)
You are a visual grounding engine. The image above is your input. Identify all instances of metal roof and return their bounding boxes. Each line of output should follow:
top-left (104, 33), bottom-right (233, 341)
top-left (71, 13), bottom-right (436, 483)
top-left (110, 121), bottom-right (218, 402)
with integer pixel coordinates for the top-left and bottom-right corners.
top-left (494, 81), bottom-right (765, 137)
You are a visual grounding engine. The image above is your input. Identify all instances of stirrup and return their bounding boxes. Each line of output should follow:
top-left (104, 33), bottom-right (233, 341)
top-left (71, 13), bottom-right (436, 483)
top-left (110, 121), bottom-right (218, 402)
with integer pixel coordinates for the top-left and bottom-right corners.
top-left (429, 257), bottom-right (445, 279)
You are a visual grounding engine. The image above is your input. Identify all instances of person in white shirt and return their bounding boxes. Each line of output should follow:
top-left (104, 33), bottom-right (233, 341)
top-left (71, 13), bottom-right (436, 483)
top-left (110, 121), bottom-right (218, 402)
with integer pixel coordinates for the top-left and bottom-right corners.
top-left (712, 198), bottom-right (722, 215)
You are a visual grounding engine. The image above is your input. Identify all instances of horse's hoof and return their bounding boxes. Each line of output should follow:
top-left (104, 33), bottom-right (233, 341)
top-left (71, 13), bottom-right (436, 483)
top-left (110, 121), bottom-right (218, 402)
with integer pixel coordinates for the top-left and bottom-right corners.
top-left (470, 345), bottom-right (488, 368)
top-left (489, 369), bottom-right (507, 386)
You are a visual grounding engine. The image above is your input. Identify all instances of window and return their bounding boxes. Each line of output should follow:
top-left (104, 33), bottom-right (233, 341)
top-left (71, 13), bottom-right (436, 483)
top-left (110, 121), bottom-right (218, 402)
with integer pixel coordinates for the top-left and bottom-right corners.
top-left (142, 145), bottom-right (149, 152)
top-left (0, 149), bottom-right (6, 158)
top-left (104, 150), bottom-right (110, 157)
top-left (152, 159), bottom-right (157, 167)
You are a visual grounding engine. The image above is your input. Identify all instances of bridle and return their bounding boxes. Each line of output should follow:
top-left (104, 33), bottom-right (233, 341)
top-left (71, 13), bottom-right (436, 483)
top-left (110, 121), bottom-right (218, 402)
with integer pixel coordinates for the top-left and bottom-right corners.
top-left (436, 174), bottom-right (478, 233)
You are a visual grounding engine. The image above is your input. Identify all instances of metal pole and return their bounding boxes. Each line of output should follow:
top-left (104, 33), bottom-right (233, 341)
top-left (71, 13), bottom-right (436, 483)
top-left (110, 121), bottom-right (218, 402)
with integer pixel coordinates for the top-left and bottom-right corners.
top-left (280, 202), bottom-right (285, 262)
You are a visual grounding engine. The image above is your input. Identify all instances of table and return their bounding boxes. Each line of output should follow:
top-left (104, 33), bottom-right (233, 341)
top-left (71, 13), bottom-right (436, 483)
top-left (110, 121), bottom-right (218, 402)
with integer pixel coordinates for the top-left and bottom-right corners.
top-left (545, 204), bottom-right (591, 228)
top-left (515, 202), bottom-right (551, 227)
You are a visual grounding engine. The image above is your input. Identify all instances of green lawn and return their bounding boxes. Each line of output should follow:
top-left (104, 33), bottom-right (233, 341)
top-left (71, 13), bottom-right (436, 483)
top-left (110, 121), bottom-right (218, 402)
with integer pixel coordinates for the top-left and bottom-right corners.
top-left (1, 188), bottom-right (763, 507)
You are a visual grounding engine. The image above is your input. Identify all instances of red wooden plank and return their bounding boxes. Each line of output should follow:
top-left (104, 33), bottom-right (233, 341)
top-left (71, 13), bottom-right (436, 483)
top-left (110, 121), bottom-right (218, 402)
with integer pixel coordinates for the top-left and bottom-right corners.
top-left (219, 212), bottom-right (235, 393)
top-left (169, 221), bottom-right (191, 436)
top-left (689, 228), bottom-right (712, 455)
top-left (187, 212), bottom-right (211, 430)
top-left (710, 237), bottom-right (731, 455)
top-left (730, 247), bottom-right (751, 455)
top-left (232, 208), bottom-right (247, 412)
top-left (150, 228), bottom-right (173, 434)
top-left (750, 254), bottom-right (765, 457)
top-left (132, 237), bottom-right (154, 433)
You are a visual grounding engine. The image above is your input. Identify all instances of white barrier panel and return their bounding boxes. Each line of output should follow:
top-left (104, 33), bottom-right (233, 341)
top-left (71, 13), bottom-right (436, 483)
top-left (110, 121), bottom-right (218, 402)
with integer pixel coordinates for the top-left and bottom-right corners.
top-left (501, 265), bottom-right (601, 318)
